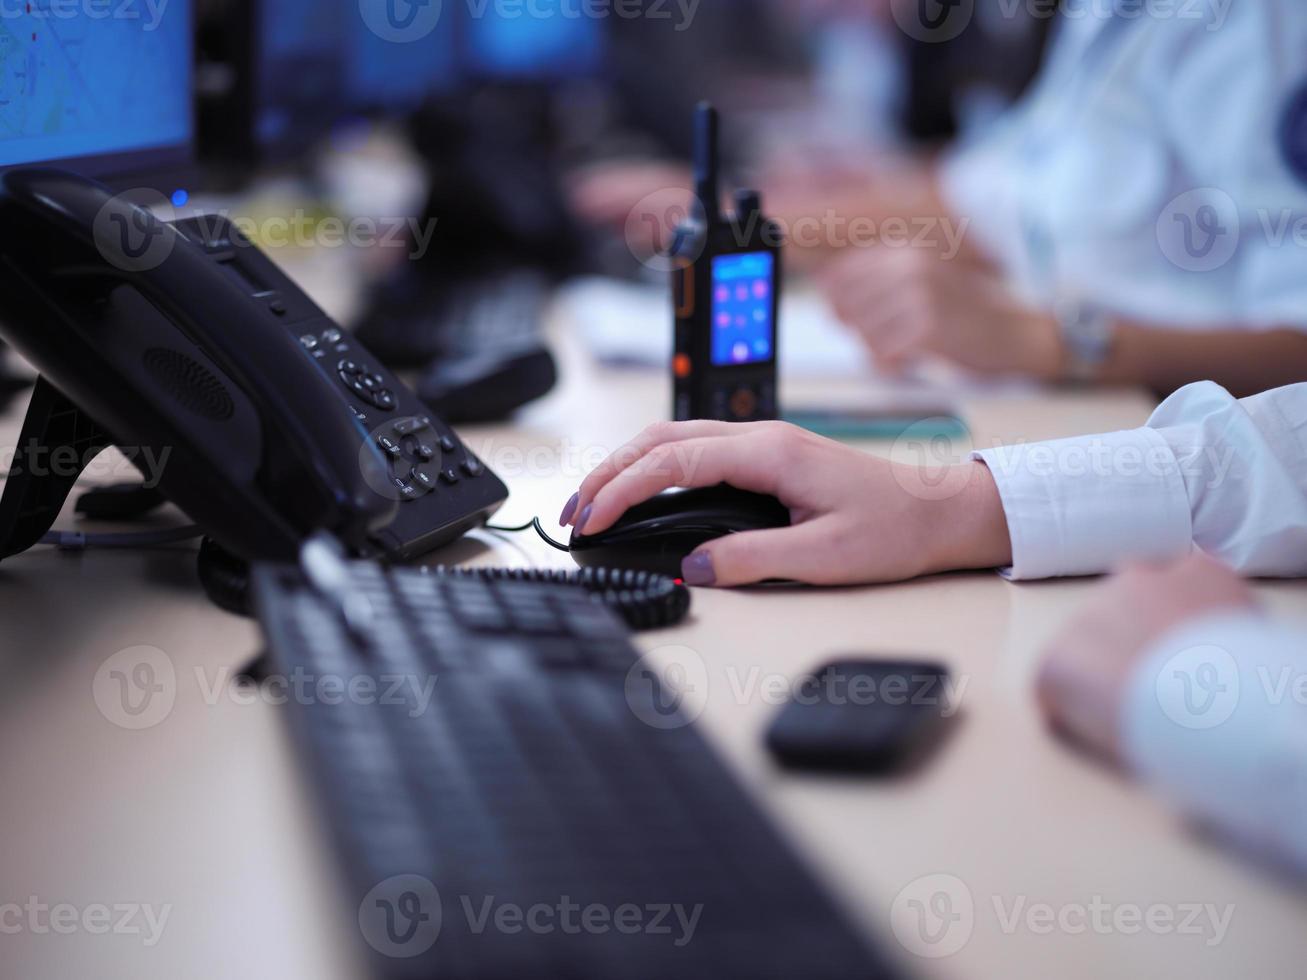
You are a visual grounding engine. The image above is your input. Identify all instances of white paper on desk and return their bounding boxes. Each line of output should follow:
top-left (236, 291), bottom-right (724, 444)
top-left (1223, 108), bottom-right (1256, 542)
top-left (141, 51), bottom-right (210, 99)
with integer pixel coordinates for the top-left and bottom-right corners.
top-left (559, 277), bottom-right (873, 378)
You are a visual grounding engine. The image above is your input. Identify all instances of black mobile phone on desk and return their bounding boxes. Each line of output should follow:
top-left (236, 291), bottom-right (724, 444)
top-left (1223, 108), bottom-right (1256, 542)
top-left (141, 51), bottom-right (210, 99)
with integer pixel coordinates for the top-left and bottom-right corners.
top-left (0, 169), bottom-right (507, 566)
top-left (671, 104), bottom-right (782, 423)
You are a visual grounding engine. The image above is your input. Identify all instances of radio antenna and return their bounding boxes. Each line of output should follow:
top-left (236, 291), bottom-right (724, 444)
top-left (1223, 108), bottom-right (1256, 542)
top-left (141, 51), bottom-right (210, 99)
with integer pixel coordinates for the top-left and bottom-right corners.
top-left (693, 101), bottom-right (721, 224)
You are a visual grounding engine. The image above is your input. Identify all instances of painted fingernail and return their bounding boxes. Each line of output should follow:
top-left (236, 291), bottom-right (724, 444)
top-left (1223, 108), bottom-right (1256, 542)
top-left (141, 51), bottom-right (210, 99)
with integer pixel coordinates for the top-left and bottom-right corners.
top-left (559, 492), bottom-right (580, 526)
top-left (577, 504), bottom-right (594, 534)
top-left (681, 552), bottom-right (716, 587)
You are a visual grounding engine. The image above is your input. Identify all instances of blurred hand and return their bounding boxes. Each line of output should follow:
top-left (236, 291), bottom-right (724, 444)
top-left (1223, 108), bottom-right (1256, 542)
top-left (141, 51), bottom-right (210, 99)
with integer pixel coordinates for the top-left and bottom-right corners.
top-left (1036, 553), bottom-right (1258, 766)
top-left (818, 247), bottom-right (1063, 378)
top-left (566, 159), bottom-right (692, 232)
top-left (760, 161), bottom-right (950, 272)
top-left (560, 421), bottom-right (1012, 587)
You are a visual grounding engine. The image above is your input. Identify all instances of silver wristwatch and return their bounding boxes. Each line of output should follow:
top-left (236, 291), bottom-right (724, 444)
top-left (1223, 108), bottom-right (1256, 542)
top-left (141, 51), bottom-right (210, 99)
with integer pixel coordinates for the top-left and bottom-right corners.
top-left (1056, 301), bottom-right (1115, 382)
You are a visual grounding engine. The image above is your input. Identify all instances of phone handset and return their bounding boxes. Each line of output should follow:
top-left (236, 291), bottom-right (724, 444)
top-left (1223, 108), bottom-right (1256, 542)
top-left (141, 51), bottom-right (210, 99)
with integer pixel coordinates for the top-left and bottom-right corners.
top-left (2, 169), bottom-right (396, 550)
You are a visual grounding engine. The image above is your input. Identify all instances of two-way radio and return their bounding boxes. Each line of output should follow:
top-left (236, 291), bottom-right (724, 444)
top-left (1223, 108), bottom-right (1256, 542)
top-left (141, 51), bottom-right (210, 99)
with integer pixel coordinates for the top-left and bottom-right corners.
top-left (670, 103), bottom-right (782, 423)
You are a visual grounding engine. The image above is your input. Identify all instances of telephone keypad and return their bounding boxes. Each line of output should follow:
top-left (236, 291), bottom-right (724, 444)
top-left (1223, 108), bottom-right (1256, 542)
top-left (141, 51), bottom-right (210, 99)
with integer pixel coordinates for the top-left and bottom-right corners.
top-left (335, 358), bottom-right (393, 412)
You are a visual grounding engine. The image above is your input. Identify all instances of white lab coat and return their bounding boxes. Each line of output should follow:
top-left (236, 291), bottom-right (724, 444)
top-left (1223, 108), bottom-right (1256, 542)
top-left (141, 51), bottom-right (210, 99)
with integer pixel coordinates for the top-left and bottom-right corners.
top-left (941, 1), bottom-right (1307, 328)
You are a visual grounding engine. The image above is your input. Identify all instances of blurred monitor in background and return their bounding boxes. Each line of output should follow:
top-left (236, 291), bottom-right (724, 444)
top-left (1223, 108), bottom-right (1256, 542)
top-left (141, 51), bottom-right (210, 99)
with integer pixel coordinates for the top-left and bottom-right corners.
top-left (256, 0), bottom-right (346, 154)
top-left (347, 7), bottom-right (457, 112)
top-left (462, 0), bottom-right (606, 82)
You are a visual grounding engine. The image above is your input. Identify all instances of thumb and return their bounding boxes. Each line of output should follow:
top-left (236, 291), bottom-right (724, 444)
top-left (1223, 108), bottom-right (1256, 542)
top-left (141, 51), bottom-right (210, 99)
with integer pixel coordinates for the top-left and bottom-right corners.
top-left (681, 520), bottom-right (838, 588)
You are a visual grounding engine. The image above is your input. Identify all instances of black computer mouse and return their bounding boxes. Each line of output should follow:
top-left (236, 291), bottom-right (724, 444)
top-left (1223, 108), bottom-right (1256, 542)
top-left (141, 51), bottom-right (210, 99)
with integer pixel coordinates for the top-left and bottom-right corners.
top-left (569, 484), bottom-right (791, 578)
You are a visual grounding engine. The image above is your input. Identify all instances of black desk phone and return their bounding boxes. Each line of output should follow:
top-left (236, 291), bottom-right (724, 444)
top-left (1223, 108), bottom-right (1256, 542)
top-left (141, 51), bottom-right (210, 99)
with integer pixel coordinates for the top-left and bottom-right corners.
top-left (0, 169), bottom-right (507, 566)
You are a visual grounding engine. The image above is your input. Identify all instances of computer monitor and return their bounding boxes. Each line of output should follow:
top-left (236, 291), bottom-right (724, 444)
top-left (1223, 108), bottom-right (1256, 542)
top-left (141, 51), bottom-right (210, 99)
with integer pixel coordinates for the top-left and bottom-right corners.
top-left (347, 3), bottom-right (458, 112)
top-left (255, 0), bottom-right (346, 155)
top-left (460, 1), bottom-right (605, 81)
top-left (0, 0), bottom-right (192, 179)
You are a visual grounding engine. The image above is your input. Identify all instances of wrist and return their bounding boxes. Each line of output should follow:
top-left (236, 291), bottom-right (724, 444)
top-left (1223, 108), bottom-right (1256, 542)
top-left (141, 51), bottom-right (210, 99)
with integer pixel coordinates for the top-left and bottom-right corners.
top-left (919, 462), bottom-right (1013, 574)
top-left (1021, 311), bottom-right (1067, 381)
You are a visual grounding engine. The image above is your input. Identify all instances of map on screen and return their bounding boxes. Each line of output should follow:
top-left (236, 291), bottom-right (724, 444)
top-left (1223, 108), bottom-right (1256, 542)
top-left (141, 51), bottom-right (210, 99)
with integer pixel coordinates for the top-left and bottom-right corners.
top-left (0, 1), bottom-right (191, 168)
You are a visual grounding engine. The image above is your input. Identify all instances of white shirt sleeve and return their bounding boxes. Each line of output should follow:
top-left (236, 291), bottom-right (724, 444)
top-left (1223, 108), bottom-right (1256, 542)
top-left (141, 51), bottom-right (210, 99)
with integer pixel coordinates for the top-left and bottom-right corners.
top-left (1123, 612), bottom-right (1307, 877)
top-left (974, 380), bottom-right (1307, 579)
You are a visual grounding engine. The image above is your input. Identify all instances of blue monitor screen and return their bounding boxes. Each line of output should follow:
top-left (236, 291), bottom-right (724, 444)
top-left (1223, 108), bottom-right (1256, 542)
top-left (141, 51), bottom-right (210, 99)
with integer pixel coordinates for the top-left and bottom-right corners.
top-left (0, 1), bottom-right (191, 171)
top-left (258, 0), bottom-right (345, 150)
top-left (463, 1), bottom-right (604, 79)
top-left (711, 252), bottom-right (776, 367)
top-left (349, 1), bottom-right (457, 109)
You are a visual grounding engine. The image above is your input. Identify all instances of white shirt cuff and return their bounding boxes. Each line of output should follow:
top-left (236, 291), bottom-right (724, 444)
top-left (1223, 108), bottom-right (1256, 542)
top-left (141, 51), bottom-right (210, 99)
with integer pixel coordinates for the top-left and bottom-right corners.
top-left (973, 427), bottom-right (1194, 579)
top-left (1123, 613), bottom-right (1307, 875)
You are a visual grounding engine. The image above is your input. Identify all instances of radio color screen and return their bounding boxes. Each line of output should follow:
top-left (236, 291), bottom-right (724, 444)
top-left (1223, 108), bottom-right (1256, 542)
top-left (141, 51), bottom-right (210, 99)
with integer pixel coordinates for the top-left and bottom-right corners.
top-left (711, 252), bottom-right (775, 367)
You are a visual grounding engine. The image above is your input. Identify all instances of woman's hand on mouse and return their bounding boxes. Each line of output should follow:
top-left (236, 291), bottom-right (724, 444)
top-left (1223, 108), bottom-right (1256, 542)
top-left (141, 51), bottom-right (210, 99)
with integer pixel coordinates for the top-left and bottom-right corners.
top-left (560, 421), bottom-right (1013, 587)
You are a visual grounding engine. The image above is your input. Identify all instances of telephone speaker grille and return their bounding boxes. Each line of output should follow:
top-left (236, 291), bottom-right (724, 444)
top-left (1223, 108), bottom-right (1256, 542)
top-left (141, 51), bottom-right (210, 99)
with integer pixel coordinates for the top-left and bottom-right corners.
top-left (142, 348), bottom-right (234, 421)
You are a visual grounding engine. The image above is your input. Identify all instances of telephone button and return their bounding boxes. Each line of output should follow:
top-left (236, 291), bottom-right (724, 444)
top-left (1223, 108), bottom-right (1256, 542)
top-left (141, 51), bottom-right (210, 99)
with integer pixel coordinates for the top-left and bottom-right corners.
top-left (300, 335), bottom-right (319, 350)
top-left (323, 328), bottom-right (343, 344)
top-left (378, 436), bottom-right (402, 457)
top-left (394, 417), bottom-right (430, 437)
top-left (411, 466), bottom-right (439, 492)
top-left (269, 299), bottom-right (288, 317)
top-left (338, 359), bottom-right (358, 374)
top-left (438, 435), bottom-right (457, 454)
top-left (416, 443), bottom-right (436, 461)
top-left (440, 466), bottom-right (461, 485)
top-left (373, 390), bottom-right (396, 412)
top-left (729, 388), bottom-right (758, 420)
top-left (461, 458), bottom-right (483, 478)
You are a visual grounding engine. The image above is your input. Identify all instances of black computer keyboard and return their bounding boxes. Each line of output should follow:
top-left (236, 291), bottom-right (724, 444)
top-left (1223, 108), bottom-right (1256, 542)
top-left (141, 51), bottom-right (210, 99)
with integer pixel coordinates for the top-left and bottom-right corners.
top-left (253, 540), bottom-right (895, 980)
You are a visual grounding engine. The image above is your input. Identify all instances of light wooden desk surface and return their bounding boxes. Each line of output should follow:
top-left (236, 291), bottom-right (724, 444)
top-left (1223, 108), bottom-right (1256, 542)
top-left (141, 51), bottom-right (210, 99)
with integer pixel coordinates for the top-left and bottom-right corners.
top-left (1, 294), bottom-right (1304, 980)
